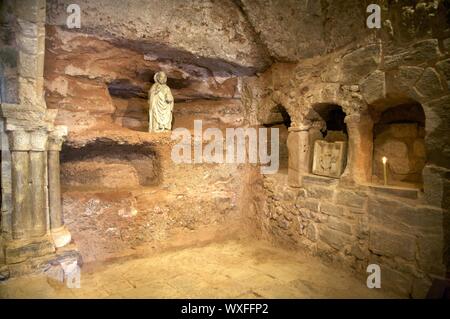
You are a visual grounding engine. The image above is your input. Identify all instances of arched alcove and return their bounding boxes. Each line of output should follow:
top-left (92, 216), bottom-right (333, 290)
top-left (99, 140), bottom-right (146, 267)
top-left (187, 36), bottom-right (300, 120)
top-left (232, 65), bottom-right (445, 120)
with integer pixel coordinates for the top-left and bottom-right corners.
top-left (371, 102), bottom-right (426, 189)
top-left (308, 103), bottom-right (348, 178)
top-left (312, 104), bottom-right (348, 142)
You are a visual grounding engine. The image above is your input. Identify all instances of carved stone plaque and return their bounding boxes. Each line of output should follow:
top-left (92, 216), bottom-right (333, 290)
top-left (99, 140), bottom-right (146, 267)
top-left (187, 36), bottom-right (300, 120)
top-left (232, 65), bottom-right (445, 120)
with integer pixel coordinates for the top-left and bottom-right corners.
top-left (312, 140), bottom-right (347, 178)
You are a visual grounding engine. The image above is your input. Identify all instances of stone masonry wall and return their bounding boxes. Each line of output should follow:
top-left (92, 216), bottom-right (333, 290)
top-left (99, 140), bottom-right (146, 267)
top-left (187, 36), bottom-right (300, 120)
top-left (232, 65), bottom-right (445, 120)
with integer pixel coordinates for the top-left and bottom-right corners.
top-left (243, 1), bottom-right (450, 298)
top-left (260, 173), bottom-right (445, 298)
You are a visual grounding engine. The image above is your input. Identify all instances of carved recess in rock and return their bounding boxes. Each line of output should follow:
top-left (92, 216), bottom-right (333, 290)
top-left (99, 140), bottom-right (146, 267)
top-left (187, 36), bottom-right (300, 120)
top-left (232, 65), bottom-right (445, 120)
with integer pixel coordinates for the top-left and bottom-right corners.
top-left (44, 26), bottom-right (244, 135)
top-left (60, 141), bottom-right (161, 189)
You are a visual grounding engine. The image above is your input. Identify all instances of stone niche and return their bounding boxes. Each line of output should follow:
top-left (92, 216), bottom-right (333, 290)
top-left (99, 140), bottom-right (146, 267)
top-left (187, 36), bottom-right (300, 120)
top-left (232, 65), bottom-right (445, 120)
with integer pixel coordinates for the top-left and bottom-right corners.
top-left (60, 141), bottom-right (161, 190)
top-left (372, 103), bottom-right (425, 188)
top-left (309, 104), bottom-right (348, 177)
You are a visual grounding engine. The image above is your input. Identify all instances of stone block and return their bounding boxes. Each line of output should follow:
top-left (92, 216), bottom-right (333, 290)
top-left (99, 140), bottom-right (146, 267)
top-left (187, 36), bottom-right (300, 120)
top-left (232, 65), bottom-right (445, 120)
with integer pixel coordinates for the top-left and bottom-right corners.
top-left (422, 96), bottom-right (450, 168)
top-left (415, 67), bottom-right (445, 99)
top-left (417, 234), bottom-right (446, 276)
top-left (295, 199), bottom-right (319, 212)
top-left (424, 171), bottom-right (449, 215)
top-left (443, 38), bottom-right (450, 53)
top-left (5, 238), bottom-right (55, 264)
top-left (17, 19), bottom-right (39, 38)
top-left (380, 265), bottom-right (413, 297)
top-left (360, 70), bottom-right (385, 105)
top-left (340, 44), bottom-right (381, 84)
top-left (350, 244), bottom-right (367, 260)
top-left (384, 39), bottom-right (441, 69)
top-left (411, 276), bottom-right (432, 299)
top-left (369, 227), bottom-right (416, 261)
top-left (319, 226), bottom-right (352, 250)
top-left (304, 223), bottom-right (318, 242)
top-left (302, 174), bottom-right (339, 186)
top-left (436, 58), bottom-right (450, 87)
top-left (305, 185), bottom-right (334, 200)
top-left (17, 34), bottom-right (39, 56)
top-left (355, 215), bottom-right (369, 239)
top-left (14, 1), bottom-right (46, 24)
top-left (336, 190), bottom-right (367, 209)
top-left (368, 196), bottom-right (411, 233)
top-left (386, 66), bottom-right (424, 101)
top-left (320, 203), bottom-right (343, 217)
top-left (327, 216), bottom-right (352, 235)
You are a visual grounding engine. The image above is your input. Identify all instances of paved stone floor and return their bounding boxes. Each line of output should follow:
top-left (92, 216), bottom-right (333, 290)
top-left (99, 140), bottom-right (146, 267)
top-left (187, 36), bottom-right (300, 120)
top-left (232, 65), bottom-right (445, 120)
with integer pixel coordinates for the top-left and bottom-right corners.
top-left (0, 240), bottom-right (399, 298)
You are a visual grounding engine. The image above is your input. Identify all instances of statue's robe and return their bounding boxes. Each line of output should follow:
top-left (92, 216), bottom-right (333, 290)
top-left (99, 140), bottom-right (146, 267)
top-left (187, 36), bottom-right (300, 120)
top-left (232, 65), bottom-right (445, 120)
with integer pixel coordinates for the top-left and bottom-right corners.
top-left (148, 83), bottom-right (174, 132)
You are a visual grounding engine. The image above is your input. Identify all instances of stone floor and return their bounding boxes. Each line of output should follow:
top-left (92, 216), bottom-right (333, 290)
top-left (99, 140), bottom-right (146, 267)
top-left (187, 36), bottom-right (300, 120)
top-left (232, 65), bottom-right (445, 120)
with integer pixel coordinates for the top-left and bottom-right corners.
top-left (0, 240), bottom-right (400, 298)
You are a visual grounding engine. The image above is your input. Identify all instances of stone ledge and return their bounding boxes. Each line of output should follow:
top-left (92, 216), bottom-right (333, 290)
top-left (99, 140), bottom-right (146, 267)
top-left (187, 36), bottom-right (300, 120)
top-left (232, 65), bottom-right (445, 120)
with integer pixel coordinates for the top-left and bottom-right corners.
top-left (302, 174), bottom-right (339, 186)
top-left (368, 184), bottom-right (419, 199)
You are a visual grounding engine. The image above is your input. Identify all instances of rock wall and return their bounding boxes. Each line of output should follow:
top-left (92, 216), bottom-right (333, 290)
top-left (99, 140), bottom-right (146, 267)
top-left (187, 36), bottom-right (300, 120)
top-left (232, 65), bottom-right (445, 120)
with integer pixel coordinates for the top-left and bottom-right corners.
top-left (42, 1), bottom-right (257, 262)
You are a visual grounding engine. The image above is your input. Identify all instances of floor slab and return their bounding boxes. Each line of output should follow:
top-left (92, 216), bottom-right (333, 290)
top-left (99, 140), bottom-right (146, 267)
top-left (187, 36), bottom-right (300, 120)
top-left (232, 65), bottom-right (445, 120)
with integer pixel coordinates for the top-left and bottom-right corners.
top-left (0, 240), bottom-right (400, 298)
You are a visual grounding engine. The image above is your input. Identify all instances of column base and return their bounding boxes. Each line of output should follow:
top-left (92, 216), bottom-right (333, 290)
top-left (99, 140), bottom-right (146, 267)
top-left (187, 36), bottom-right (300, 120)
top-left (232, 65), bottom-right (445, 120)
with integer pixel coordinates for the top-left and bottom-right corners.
top-left (51, 226), bottom-right (72, 248)
top-left (1, 243), bottom-right (81, 280)
top-left (3, 236), bottom-right (55, 264)
top-left (288, 168), bottom-right (304, 188)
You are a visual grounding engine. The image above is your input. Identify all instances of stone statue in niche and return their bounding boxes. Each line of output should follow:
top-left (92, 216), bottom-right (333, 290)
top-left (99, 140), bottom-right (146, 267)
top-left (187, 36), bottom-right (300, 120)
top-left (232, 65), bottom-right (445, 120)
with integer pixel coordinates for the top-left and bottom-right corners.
top-left (312, 140), bottom-right (347, 178)
top-left (148, 71), bottom-right (174, 132)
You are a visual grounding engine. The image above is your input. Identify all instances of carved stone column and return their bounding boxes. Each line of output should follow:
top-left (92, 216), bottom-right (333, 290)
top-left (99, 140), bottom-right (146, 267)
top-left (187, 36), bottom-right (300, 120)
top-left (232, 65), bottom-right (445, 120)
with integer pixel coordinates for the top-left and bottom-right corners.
top-left (287, 123), bottom-right (311, 187)
top-left (341, 113), bottom-right (373, 185)
top-left (30, 130), bottom-right (48, 237)
top-left (8, 130), bottom-right (32, 240)
top-left (4, 128), bottom-right (54, 264)
top-left (48, 126), bottom-right (71, 248)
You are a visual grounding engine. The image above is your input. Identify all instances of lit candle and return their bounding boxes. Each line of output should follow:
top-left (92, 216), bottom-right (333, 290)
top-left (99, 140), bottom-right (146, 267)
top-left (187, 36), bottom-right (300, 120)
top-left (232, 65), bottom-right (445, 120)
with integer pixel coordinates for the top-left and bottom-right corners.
top-left (382, 156), bottom-right (388, 185)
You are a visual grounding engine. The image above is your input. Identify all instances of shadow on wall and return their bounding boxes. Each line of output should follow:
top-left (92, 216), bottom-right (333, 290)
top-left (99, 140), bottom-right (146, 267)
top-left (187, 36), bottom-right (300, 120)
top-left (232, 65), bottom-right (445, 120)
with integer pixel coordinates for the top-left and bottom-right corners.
top-left (60, 140), bottom-right (161, 190)
top-left (264, 105), bottom-right (291, 171)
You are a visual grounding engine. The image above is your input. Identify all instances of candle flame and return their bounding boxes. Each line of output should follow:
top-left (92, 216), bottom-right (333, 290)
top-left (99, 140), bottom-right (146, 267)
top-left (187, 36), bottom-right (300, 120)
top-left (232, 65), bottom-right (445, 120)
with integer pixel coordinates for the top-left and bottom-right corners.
top-left (382, 156), bottom-right (387, 164)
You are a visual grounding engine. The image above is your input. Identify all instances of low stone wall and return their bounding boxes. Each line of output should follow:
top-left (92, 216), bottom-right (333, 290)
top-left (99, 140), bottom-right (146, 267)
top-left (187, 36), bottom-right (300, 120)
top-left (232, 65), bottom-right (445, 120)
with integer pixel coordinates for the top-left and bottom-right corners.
top-left (260, 172), bottom-right (446, 298)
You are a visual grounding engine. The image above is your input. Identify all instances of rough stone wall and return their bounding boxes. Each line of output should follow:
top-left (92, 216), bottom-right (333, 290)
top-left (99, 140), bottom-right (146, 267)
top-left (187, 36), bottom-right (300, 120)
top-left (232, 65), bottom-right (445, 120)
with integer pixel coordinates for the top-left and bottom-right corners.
top-left (45, 0), bottom-right (272, 72)
top-left (259, 173), bottom-right (445, 297)
top-left (243, 1), bottom-right (450, 297)
top-left (42, 1), bottom-right (257, 262)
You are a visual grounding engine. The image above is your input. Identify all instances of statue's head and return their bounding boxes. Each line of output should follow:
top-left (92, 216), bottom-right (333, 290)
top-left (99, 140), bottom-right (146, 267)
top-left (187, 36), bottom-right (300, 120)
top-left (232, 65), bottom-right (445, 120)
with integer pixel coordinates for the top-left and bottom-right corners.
top-left (154, 71), bottom-right (167, 84)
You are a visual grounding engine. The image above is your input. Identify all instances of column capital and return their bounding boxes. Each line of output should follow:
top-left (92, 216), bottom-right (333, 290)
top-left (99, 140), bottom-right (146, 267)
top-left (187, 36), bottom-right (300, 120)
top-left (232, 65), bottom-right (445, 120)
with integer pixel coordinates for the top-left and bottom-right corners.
top-left (48, 125), bottom-right (68, 151)
top-left (344, 113), bottom-right (373, 126)
top-left (7, 129), bottom-right (50, 151)
top-left (30, 130), bottom-right (48, 151)
top-left (289, 120), bottom-right (312, 132)
top-left (7, 129), bottom-right (30, 151)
